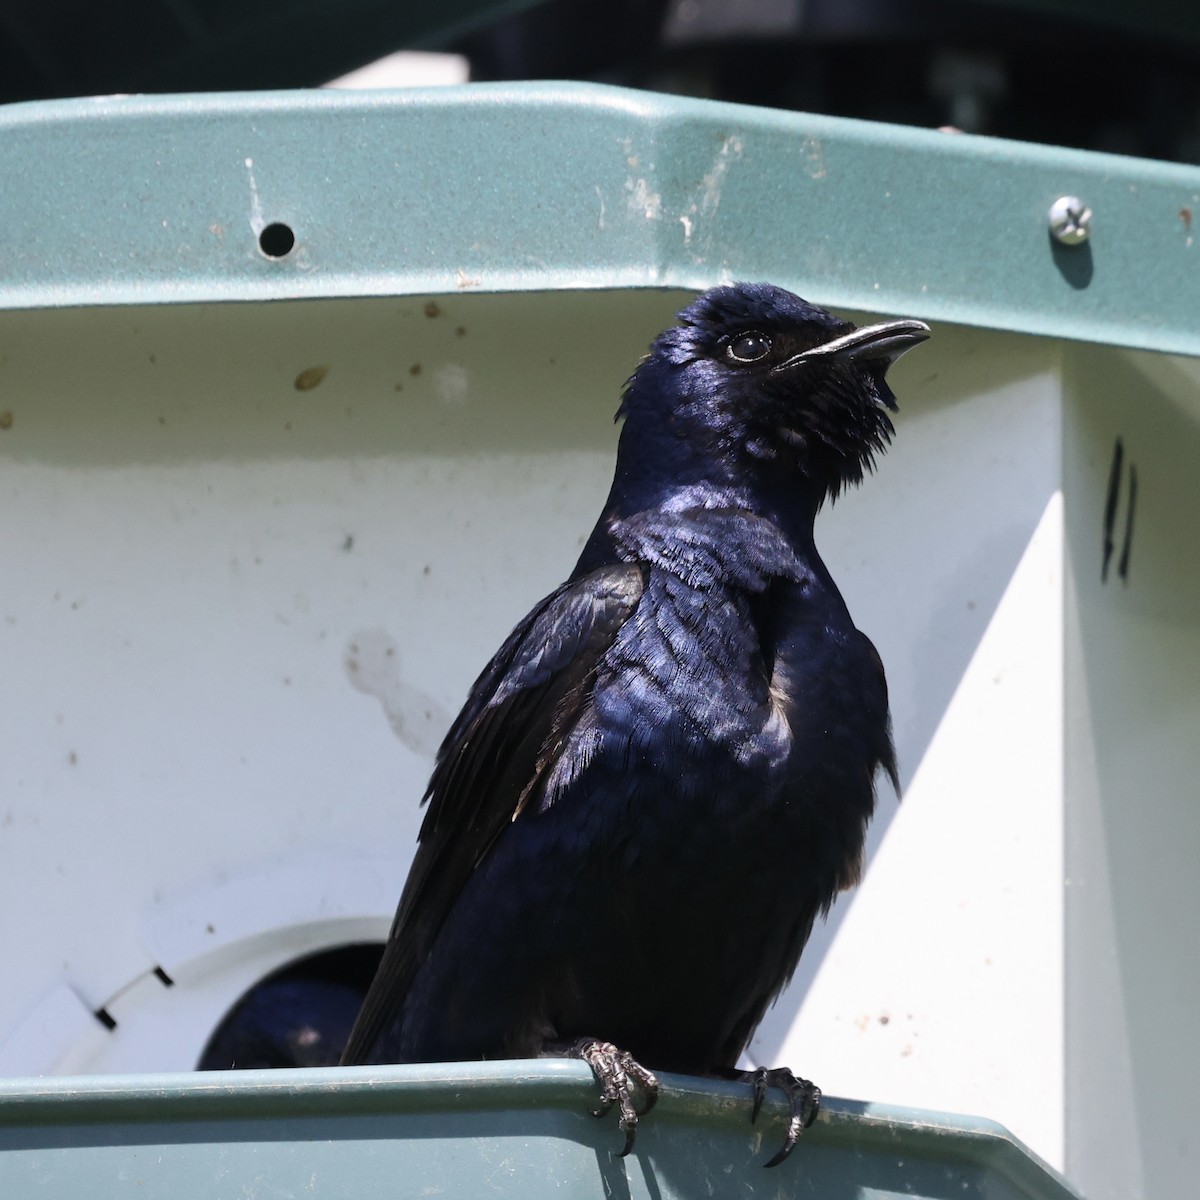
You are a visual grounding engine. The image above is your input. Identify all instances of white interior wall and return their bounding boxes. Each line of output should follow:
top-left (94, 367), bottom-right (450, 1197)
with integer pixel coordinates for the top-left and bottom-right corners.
top-left (4, 292), bottom-right (1199, 1198)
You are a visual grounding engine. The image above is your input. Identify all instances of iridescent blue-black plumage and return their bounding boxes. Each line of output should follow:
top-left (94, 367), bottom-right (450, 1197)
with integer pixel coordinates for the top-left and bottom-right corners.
top-left (342, 283), bottom-right (926, 1134)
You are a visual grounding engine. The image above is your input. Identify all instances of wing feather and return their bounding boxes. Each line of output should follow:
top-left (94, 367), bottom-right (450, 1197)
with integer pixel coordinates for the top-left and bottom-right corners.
top-left (340, 562), bottom-right (645, 1064)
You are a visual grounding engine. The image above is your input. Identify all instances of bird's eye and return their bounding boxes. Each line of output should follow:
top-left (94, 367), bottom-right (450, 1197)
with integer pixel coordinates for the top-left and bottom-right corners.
top-left (726, 332), bottom-right (772, 364)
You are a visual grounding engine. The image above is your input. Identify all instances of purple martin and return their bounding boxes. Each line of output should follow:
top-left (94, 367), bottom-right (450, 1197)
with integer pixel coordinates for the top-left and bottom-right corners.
top-left (341, 283), bottom-right (928, 1164)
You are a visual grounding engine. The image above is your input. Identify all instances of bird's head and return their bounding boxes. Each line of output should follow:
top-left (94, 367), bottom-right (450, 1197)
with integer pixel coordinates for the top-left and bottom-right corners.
top-left (615, 282), bottom-right (929, 507)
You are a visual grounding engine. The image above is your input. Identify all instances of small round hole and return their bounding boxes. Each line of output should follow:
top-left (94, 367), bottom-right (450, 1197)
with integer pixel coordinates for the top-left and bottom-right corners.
top-left (258, 222), bottom-right (296, 259)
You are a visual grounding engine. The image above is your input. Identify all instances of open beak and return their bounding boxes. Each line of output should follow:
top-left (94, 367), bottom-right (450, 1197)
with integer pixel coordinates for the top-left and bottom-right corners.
top-left (773, 318), bottom-right (931, 373)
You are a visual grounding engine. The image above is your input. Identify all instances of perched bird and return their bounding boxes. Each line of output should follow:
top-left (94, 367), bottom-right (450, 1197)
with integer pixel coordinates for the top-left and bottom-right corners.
top-left (341, 283), bottom-right (928, 1163)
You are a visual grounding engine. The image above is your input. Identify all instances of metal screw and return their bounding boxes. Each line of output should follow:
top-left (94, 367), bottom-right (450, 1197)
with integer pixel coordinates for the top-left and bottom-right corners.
top-left (1048, 196), bottom-right (1092, 245)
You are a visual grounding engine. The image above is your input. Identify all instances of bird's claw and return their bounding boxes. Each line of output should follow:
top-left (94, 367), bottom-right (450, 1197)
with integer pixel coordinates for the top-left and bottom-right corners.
top-left (748, 1066), bottom-right (821, 1167)
top-left (572, 1038), bottom-right (659, 1157)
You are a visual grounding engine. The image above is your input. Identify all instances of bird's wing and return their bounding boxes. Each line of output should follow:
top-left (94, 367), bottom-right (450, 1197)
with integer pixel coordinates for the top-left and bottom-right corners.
top-left (857, 629), bottom-right (899, 794)
top-left (340, 561), bottom-right (645, 1065)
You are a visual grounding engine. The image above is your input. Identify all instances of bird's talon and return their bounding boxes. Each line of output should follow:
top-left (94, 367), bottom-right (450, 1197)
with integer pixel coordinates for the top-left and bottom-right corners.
top-left (742, 1066), bottom-right (821, 1167)
top-left (801, 1081), bottom-right (822, 1130)
top-left (762, 1129), bottom-right (800, 1170)
top-left (571, 1038), bottom-right (659, 1156)
top-left (749, 1066), bottom-right (768, 1124)
top-left (624, 1058), bottom-right (659, 1117)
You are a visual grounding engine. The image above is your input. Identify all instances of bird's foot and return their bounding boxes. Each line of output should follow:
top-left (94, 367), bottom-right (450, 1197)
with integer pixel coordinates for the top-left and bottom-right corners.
top-left (569, 1038), bottom-right (659, 1157)
top-left (746, 1066), bottom-right (821, 1167)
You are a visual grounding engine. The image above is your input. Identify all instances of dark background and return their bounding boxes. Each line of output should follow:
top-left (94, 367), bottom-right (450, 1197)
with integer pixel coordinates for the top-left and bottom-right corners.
top-left (3, 0), bottom-right (1199, 164)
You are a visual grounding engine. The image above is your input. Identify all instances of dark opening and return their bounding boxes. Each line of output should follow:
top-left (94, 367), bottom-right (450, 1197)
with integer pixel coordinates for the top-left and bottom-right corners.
top-left (196, 942), bottom-right (383, 1071)
top-left (258, 222), bottom-right (296, 259)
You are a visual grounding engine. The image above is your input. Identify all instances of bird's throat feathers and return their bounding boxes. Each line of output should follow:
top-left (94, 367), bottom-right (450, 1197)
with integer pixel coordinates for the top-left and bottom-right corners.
top-left (615, 345), bottom-right (889, 516)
